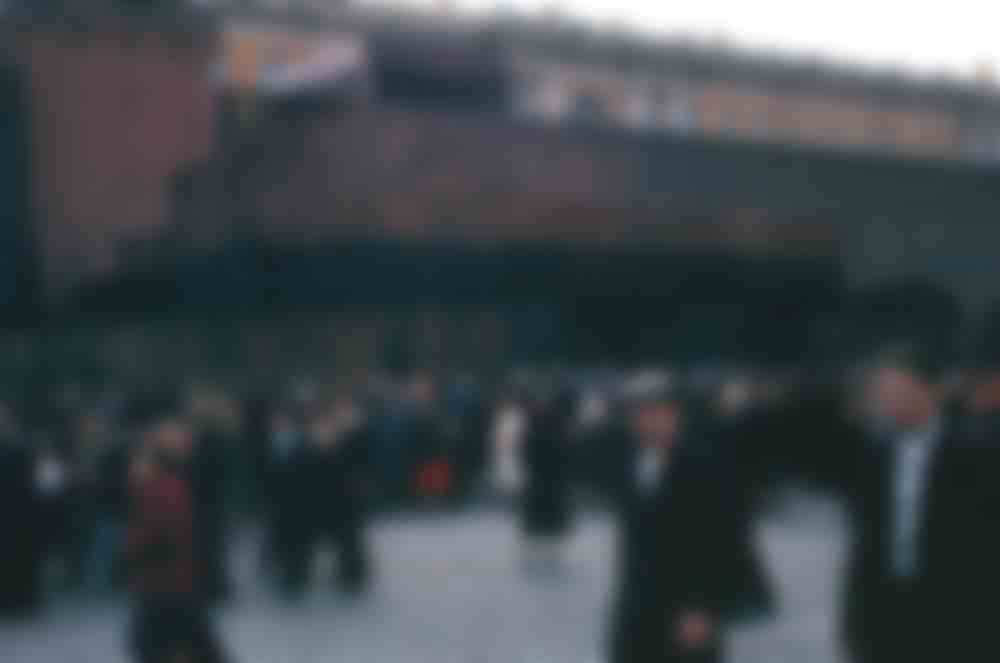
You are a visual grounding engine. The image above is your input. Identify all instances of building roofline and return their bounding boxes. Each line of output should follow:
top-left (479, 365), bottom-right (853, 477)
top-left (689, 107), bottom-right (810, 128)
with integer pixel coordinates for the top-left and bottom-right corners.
top-left (222, 3), bottom-right (1000, 113)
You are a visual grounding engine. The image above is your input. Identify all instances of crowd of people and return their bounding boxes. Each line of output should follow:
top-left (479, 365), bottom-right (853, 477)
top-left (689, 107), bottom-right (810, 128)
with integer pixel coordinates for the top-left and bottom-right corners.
top-left (1, 332), bottom-right (1000, 663)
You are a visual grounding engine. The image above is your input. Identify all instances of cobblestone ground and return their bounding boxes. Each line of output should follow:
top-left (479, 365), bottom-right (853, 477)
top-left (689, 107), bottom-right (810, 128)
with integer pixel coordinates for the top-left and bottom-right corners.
top-left (2, 494), bottom-right (846, 663)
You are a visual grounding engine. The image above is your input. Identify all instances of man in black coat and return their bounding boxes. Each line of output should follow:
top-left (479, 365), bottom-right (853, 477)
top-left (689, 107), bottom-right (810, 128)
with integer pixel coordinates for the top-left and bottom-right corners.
top-left (607, 379), bottom-right (747, 663)
top-left (262, 405), bottom-right (312, 595)
top-left (803, 343), bottom-right (1000, 663)
top-left (300, 395), bottom-right (374, 594)
top-left (0, 403), bottom-right (44, 617)
top-left (521, 389), bottom-right (575, 539)
top-left (89, 431), bottom-right (131, 593)
top-left (703, 377), bottom-right (777, 622)
top-left (190, 426), bottom-right (232, 602)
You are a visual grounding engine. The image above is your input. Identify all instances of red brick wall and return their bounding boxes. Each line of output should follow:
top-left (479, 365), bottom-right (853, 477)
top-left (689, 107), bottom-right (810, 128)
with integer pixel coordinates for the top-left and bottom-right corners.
top-left (227, 105), bottom-right (837, 257)
top-left (13, 24), bottom-right (217, 297)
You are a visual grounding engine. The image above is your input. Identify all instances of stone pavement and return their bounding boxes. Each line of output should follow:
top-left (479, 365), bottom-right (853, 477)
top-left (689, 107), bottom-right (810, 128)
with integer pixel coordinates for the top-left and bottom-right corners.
top-left (2, 495), bottom-right (847, 663)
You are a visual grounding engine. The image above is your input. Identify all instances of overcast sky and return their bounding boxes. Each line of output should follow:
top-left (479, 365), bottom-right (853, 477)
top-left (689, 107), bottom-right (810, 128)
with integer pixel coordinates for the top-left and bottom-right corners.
top-left (368, 0), bottom-right (999, 79)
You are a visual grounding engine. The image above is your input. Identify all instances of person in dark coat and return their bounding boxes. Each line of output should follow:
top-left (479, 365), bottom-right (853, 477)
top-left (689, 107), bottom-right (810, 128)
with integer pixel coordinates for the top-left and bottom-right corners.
top-left (34, 432), bottom-right (76, 591)
top-left (790, 343), bottom-right (1000, 663)
top-left (190, 431), bottom-right (230, 602)
top-left (403, 373), bottom-right (453, 504)
top-left (187, 392), bottom-right (238, 603)
top-left (704, 377), bottom-right (776, 622)
top-left (87, 427), bottom-right (131, 594)
top-left (444, 375), bottom-right (490, 502)
top-left (0, 403), bottom-right (44, 617)
top-left (519, 387), bottom-right (575, 571)
top-left (262, 405), bottom-right (312, 595)
top-left (125, 395), bottom-right (227, 663)
top-left (298, 394), bottom-right (374, 594)
top-left (243, 393), bottom-right (273, 510)
top-left (607, 379), bottom-right (746, 663)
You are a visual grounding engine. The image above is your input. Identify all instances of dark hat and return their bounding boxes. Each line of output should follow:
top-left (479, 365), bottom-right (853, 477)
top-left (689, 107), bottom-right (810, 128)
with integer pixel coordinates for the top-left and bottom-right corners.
top-left (124, 390), bottom-right (182, 430)
top-left (871, 340), bottom-right (950, 384)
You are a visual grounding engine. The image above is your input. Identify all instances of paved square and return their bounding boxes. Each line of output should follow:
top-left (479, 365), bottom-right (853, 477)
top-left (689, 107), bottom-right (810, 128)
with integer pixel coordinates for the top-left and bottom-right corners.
top-left (2, 496), bottom-right (846, 663)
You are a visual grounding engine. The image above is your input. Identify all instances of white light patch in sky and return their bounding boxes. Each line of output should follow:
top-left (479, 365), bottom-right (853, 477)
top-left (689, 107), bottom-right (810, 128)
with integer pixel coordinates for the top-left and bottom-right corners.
top-left (362, 0), bottom-right (999, 78)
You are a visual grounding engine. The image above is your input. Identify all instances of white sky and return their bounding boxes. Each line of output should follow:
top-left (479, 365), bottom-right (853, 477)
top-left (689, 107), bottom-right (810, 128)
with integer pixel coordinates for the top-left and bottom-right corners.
top-left (366, 0), bottom-right (1000, 79)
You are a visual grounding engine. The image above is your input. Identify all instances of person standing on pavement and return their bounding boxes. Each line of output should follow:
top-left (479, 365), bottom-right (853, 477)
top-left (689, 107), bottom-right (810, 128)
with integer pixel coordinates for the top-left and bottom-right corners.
top-left (607, 377), bottom-right (747, 663)
top-left (125, 394), bottom-right (227, 663)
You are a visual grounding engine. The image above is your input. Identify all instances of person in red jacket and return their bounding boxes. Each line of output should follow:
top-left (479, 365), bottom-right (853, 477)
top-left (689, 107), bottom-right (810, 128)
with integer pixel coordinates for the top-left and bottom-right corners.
top-left (126, 396), bottom-right (226, 663)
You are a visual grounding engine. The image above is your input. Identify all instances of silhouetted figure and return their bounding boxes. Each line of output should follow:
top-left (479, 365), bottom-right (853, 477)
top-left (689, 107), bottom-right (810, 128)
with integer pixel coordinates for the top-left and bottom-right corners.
top-left (262, 406), bottom-right (311, 595)
top-left (798, 344), bottom-right (1000, 663)
top-left (35, 433), bottom-right (76, 591)
top-left (0, 404), bottom-right (43, 617)
top-left (298, 395), bottom-right (374, 594)
top-left (188, 393), bottom-right (239, 604)
top-left (704, 377), bottom-right (776, 622)
top-left (404, 373), bottom-right (452, 504)
top-left (88, 429), bottom-right (131, 594)
top-left (520, 388), bottom-right (575, 571)
top-left (607, 380), bottom-right (746, 663)
top-left (445, 375), bottom-right (490, 501)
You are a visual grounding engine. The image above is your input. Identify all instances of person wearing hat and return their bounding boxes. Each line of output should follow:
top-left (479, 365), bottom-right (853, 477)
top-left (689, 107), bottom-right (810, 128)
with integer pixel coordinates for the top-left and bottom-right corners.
top-left (297, 391), bottom-right (375, 596)
top-left (519, 384), bottom-right (577, 574)
top-left (125, 393), bottom-right (227, 663)
top-left (606, 376), bottom-right (745, 663)
top-left (815, 342), bottom-right (1000, 663)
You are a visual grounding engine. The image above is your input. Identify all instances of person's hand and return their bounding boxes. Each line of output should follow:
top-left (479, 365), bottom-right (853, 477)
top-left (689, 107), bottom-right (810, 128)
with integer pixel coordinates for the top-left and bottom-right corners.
top-left (674, 610), bottom-right (714, 650)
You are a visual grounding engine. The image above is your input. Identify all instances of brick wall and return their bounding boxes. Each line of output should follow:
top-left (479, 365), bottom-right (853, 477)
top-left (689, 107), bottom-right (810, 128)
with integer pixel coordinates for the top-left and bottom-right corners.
top-left (9, 18), bottom-right (218, 298)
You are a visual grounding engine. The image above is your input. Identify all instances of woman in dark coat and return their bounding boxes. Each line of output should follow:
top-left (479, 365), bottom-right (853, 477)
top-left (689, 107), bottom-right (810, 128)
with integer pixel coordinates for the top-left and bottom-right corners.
top-left (519, 388), bottom-right (576, 571)
top-left (0, 403), bottom-right (44, 617)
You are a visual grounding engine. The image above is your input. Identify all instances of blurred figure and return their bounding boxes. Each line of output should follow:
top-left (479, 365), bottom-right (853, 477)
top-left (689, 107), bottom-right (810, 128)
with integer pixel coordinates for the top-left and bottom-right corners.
top-left (704, 374), bottom-right (777, 622)
top-left (488, 388), bottom-right (528, 501)
top-left (519, 386), bottom-right (575, 573)
top-left (262, 403), bottom-right (311, 595)
top-left (85, 410), bottom-right (131, 595)
top-left (366, 375), bottom-right (411, 507)
top-left (298, 392), bottom-right (374, 595)
top-left (34, 430), bottom-right (75, 590)
top-left (187, 387), bottom-right (240, 603)
top-left (126, 395), bottom-right (227, 663)
top-left (0, 402), bottom-right (44, 617)
top-left (404, 372), bottom-right (452, 504)
top-left (829, 343), bottom-right (1000, 663)
top-left (607, 379), bottom-right (744, 663)
top-left (444, 374), bottom-right (490, 501)
top-left (243, 391), bottom-right (275, 511)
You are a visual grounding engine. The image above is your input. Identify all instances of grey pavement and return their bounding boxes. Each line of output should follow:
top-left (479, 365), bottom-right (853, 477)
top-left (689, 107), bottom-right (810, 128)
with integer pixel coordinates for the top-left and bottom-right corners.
top-left (2, 494), bottom-right (847, 663)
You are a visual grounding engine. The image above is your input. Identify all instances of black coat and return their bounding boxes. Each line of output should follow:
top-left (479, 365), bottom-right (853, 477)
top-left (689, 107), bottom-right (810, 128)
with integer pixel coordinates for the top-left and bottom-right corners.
top-left (264, 433), bottom-right (312, 541)
top-left (95, 441), bottom-right (130, 521)
top-left (191, 432), bottom-right (230, 524)
top-left (608, 437), bottom-right (746, 663)
top-left (302, 428), bottom-right (372, 533)
top-left (770, 387), bottom-right (1000, 661)
top-left (0, 441), bottom-right (43, 614)
top-left (707, 412), bottom-right (777, 621)
top-left (520, 409), bottom-right (573, 537)
top-left (827, 426), bottom-right (1000, 662)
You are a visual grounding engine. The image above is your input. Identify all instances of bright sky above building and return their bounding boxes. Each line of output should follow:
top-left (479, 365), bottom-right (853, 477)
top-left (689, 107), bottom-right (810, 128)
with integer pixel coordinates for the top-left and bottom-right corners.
top-left (362, 0), bottom-right (999, 80)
